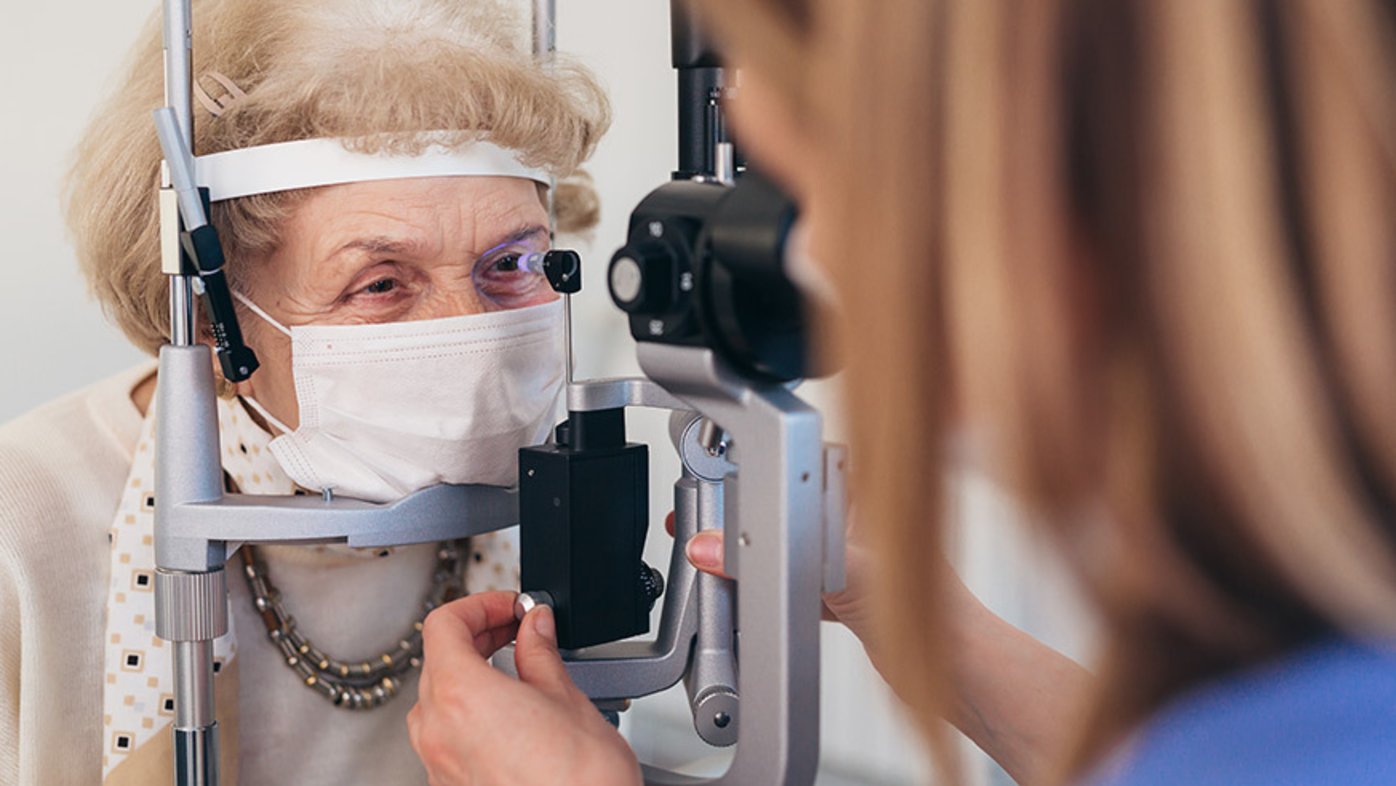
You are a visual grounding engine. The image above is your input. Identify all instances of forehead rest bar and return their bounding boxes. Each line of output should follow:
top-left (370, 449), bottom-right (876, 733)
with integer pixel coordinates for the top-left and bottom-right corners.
top-left (194, 137), bottom-right (552, 202)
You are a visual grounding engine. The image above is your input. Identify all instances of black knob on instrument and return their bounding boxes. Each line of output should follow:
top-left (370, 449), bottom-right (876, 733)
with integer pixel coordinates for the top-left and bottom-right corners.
top-left (638, 562), bottom-right (665, 612)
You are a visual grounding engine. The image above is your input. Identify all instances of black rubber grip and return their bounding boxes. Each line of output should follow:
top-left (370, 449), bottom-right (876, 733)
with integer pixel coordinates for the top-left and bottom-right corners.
top-left (182, 224), bottom-right (260, 382)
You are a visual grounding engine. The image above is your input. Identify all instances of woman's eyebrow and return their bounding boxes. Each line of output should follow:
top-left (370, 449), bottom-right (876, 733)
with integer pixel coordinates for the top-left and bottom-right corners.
top-left (326, 235), bottom-right (425, 262)
top-left (478, 225), bottom-right (549, 256)
top-left (325, 225), bottom-right (548, 265)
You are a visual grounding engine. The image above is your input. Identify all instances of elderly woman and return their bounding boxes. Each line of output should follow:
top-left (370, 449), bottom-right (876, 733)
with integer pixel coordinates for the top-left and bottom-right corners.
top-left (0, 0), bottom-right (607, 783)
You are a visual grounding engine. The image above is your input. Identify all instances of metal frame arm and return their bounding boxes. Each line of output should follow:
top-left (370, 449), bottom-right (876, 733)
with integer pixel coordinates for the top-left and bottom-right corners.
top-left (637, 345), bottom-right (826, 786)
top-left (496, 350), bottom-right (830, 786)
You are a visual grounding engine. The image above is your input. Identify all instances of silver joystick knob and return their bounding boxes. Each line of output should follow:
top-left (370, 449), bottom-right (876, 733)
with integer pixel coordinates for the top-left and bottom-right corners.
top-left (514, 591), bottom-right (554, 621)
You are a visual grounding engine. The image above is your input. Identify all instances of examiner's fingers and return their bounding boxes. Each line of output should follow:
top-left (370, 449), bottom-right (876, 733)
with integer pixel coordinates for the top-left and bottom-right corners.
top-left (513, 605), bottom-right (578, 700)
top-left (685, 531), bottom-right (730, 579)
top-left (422, 592), bottom-right (522, 667)
top-left (416, 658), bottom-right (432, 700)
top-left (405, 702), bottom-right (423, 752)
top-left (665, 510), bottom-right (675, 537)
top-left (472, 622), bottom-right (521, 658)
top-left (437, 591), bottom-right (521, 637)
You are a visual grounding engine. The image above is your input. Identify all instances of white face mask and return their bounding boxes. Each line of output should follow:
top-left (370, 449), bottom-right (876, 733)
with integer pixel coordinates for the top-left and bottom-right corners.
top-left (234, 295), bottom-right (565, 502)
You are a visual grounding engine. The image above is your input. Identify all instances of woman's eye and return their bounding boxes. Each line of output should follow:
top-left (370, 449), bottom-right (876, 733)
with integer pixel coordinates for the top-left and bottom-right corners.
top-left (474, 250), bottom-right (550, 305)
top-left (478, 251), bottom-right (537, 279)
top-left (488, 253), bottom-right (537, 275)
top-left (362, 278), bottom-right (397, 295)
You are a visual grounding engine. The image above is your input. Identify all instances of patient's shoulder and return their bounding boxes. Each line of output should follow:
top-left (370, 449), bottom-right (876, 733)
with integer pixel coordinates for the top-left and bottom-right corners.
top-left (0, 363), bottom-right (153, 566)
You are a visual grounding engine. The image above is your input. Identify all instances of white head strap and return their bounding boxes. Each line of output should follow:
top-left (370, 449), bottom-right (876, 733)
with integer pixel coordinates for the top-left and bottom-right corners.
top-left (193, 137), bottom-right (551, 202)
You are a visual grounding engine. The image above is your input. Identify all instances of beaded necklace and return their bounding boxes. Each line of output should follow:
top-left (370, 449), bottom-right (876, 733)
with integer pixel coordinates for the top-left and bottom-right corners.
top-left (238, 540), bottom-right (467, 709)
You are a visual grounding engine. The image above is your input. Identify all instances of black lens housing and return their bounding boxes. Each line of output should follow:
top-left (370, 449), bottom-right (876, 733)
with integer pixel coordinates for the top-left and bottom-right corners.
top-left (608, 173), bottom-right (811, 383)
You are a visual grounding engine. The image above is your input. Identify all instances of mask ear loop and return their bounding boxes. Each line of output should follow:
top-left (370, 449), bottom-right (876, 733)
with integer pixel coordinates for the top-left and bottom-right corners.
top-left (232, 291), bottom-right (294, 337)
top-left (231, 291), bottom-right (294, 434)
top-left (240, 395), bottom-right (293, 437)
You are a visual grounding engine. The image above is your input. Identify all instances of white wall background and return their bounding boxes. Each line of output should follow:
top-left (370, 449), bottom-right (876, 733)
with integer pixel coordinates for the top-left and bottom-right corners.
top-left (0, 2), bottom-right (1093, 784)
top-left (1, 2), bottom-right (152, 416)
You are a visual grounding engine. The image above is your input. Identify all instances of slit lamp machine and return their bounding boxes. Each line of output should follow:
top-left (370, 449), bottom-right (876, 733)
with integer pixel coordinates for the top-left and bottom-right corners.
top-left (150, 1), bottom-right (846, 783)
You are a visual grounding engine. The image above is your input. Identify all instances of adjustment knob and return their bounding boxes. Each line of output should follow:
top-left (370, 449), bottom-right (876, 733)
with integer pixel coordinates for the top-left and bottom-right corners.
top-left (610, 255), bottom-right (644, 305)
top-left (609, 246), bottom-right (675, 314)
top-left (638, 562), bottom-right (665, 611)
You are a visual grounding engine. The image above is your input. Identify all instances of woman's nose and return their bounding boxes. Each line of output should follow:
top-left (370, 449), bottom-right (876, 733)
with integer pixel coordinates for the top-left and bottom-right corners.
top-left (426, 282), bottom-right (489, 319)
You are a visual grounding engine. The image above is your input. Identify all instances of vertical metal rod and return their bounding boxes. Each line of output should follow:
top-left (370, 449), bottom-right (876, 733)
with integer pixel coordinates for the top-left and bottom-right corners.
top-left (161, 4), bottom-right (217, 785)
top-left (163, 0), bottom-right (197, 346)
top-left (173, 640), bottom-right (215, 728)
top-left (686, 475), bottom-right (740, 746)
top-left (170, 279), bottom-right (194, 346)
top-left (564, 295), bottom-right (575, 384)
top-left (533, 0), bottom-right (558, 234)
top-left (714, 142), bottom-right (736, 186)
top-left (173, 640), bottom-right (218, 785)
top-left (532, 0), bottom-right (556, 62)
top-left (161, 0), bottom-right (192, 139)
top-left (532, 0), bottom-right (573, 383)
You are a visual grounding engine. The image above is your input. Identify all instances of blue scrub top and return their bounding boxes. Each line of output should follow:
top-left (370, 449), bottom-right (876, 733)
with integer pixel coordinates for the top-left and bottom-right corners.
top-left (1085, 638), bottom-right (1396, 786)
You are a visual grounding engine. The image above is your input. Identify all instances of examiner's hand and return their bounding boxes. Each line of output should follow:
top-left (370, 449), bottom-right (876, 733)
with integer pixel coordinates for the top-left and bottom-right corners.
top-left (666, 513), bottom-right (876, 643)
top-left (408, 591), bottom-right (642, 786)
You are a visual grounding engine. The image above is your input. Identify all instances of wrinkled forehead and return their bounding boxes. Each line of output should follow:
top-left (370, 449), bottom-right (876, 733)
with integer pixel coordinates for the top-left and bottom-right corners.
top-left (291, 176), bottom-right (550, 260)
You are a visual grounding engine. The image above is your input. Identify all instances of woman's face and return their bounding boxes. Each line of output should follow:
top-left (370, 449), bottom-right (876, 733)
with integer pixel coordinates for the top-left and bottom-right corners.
top-left (232, 175), bottom-right (555, 430)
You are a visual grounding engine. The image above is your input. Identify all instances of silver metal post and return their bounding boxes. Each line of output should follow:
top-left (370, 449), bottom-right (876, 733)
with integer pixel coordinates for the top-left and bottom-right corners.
top-left (531, 0), bottom-right (571, 382)
top-left (532, 0), bottom-right (556, 62)
top-left (173, 640), bottom-right (215, 729)
top-left (170, 281), bottom-right (195, 346)
top-left (172, 640), bottom-right (218, 784)
top-left (161, 0), bottom-right (192, 139)
top-left (163, 0), bottom-right (196, 346)
top-left (155, 563), bottom-right (227, 786)
top-left (532, 0), bottom-right (557, 232)
top-left (685, 474), bottom-right (739, 747)
top-left (159, 3), bottom-right (218, 785)
top-left (564, 295), bottom-right (575, 384)
top-left (714, 142), bottom-right (736, 186)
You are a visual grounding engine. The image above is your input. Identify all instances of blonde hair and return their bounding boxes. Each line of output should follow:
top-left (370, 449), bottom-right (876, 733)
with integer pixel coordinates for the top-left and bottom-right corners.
top-left (711, 0), bottom-right (1396, 778)
top-left (66, 0), bottom-right (610, 354)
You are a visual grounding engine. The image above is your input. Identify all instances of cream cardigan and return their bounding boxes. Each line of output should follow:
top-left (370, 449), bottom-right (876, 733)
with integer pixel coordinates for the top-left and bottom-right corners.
top-left (0, 364), bottom-right (520, 785)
